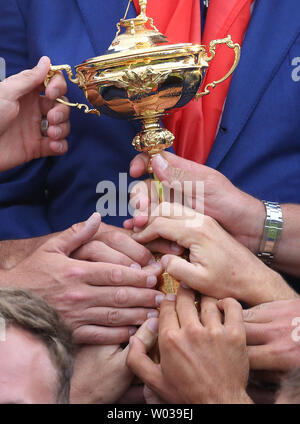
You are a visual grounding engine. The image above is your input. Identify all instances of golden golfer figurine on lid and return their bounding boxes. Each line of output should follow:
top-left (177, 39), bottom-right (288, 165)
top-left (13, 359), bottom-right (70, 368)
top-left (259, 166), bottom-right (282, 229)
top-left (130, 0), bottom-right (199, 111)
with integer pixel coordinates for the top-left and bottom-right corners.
top-left (45, 0), bottom-right (241, 295)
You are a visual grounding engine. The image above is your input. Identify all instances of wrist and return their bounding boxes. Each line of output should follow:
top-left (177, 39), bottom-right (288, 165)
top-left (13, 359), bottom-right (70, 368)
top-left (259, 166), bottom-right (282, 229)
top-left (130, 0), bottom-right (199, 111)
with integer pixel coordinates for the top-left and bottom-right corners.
top-left (233, 192), bottom-right (265, 254)
top-left (247, 265), bottom-right (298, 306)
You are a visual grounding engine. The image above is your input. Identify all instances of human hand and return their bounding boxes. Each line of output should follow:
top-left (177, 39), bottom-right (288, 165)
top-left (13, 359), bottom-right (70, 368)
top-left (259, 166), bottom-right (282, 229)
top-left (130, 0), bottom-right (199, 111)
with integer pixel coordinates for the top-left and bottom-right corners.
top-left (126, 152), bottom-right (265, 253)
top-left (70, 317), bottom-right (159, 404)
top-left (5, 213), bottom-right (164, 345)
top-left (127, 290), bottom-right (252, 404)
top-left (244, 299), bottom-right (300, 373)
top-left (72, 228), bottom-right (155, 267)
top-left (132, 203), bottom-right (297, 306)
top-left (0, 56), bottom-right (70, 171)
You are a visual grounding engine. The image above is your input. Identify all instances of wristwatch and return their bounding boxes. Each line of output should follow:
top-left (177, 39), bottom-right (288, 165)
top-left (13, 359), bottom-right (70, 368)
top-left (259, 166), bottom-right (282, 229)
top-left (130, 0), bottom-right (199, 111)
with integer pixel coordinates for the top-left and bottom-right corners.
top-left (257, 201), bottom-right (283, 266)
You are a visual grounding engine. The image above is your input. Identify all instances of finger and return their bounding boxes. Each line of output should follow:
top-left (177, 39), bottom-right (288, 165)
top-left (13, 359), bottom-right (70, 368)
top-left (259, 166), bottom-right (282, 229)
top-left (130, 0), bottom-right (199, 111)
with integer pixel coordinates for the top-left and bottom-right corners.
top-left (47, 121), bottom-right (70, 140)
top-left (160, 255), bottom-right (206, 293)
top-left (132, 214), bottom-right (149, 229)
top-left (176, 286), bottom-right (199, 328)
top-left (244, 322), bottom-right (270, 346)
top-left (87, 286), bottom-right (165, 309)
top-left (243, 303), bottom-right (274, 324)
top-left (200, 296), bottom-right (222, 328)
top-left (146, 239), bottom-right (184, 256)
top-left (248, 344), bottom-right (280, 371)
top-left (132, 217), bottom-right (190, 248)
top-left (127, 335), bottom-right (163, 389)
top-left (72, 241), bottom-right (137, 267)
top-left (130, 179), bottom-right (152, 212)
top-left (159, 294), bottom-right (179, 335)
top-left (46, 213), bottom-right (101, 256)
top-left (40, 138), bottom-right (69, 157)
top-left (81, 261), bottom-right (162, 289)
top-left (0, 56), bottom-right (50, 101)
top-left (147, 202), bottom-right (201, 225)
top-left (123, 218), bottom-right (134, 230)
top-left (151, 151), bottom-right (213, 190)
top-left (78, 307), bottom-right (159, 327)
top-left (46, 101), bottom-right (70, 125)
top-left (45, 71), bottom-right (68, 100)
top-left (124, 318), bottom-right (158, 355)
top-left (143, 385), bottom-right (165, 404)
top-left (218, 298), bottom-right (244, 328)
top-left (73, 324), bottom-right (137, 345)
top-left (130, 153), bottom-right (149, 178)
top-left (97, 230), bottom-right (154, 266)
top-left (39, 96), bottom-right (55, 115)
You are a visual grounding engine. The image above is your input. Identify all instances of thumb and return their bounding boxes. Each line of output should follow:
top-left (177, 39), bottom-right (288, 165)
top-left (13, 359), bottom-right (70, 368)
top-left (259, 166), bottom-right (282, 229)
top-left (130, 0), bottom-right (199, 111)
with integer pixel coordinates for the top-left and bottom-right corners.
top-left (123, 317), bottom-right (158, 359)
top-left (0, 56), bottom-right (50, 102)
top-left (152, 151), bottom-right (212, 187)
top-left (46, 212), bottom-right (101, 256)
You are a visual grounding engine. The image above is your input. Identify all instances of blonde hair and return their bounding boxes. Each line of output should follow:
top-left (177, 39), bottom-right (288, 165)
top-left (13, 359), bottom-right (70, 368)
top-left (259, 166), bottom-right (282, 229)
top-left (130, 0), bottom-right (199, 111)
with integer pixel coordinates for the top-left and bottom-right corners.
top-left (0, 288), bottom-right (74, 403)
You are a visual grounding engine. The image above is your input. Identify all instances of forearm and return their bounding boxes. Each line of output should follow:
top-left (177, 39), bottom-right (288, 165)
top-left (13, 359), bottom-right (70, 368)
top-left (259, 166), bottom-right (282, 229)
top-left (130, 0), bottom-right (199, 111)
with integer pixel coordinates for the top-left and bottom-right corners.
top-left (0, 235), bottom-right (54, 269)
top-left (272, 204), bottom-right (300, 277)
top-left (245, 266), bottom-right (299, 307)
top-left (240, 201), bottom-right (300, 277)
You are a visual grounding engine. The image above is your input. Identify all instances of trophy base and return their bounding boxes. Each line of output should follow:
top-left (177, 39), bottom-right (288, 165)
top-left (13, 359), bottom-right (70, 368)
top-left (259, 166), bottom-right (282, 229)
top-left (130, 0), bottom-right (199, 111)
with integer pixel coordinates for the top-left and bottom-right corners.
top-left (132, 112), bottom-right (175, 173)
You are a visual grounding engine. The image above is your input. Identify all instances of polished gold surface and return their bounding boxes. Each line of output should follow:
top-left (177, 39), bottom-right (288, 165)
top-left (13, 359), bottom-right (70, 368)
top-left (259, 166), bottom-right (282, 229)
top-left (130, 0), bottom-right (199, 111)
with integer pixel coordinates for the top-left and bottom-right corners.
top-left (45, 0), bottom-right (241, 295)
top-left (45, 0), bottom-right (240, 169)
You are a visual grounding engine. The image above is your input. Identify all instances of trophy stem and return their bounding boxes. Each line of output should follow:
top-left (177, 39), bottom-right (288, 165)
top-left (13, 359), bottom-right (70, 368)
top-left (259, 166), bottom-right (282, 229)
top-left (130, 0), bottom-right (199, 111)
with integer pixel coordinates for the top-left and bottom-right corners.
top-left (132, 113), bottom-right (175, 173)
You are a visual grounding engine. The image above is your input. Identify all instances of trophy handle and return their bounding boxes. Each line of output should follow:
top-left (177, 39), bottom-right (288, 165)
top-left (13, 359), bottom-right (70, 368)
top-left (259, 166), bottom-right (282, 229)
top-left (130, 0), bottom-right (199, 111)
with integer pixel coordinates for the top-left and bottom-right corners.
top-left (44, 64), bottom-right (100, 116)
top-left (195, 35), bottom-right (241, 100)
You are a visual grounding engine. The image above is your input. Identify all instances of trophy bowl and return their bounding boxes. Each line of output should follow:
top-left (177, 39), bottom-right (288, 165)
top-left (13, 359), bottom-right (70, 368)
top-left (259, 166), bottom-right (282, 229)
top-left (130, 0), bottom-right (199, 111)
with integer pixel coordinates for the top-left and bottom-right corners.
top-left (45, 0), bottom-right (240, 172)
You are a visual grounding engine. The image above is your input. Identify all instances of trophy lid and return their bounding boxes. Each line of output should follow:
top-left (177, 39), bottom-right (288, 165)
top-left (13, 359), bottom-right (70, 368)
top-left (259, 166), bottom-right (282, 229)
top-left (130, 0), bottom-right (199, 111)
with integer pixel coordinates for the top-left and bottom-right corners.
top-left (78, 0), bottom-right (204, 68)
top-left (107, 0), bottom-right (168, 54)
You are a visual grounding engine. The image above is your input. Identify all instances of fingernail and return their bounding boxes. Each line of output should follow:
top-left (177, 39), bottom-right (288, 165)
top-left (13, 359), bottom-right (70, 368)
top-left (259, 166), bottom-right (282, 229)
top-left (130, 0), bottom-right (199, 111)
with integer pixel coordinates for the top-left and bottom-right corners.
top-left (37, 56), bottom-right (49, 69)
top-left (166, 293), bottom-right (176, 301)
top-left (130, 263), bottom-right (142, 270)
top-left (147, 310), bottom-right (159, 319)
top-left (147, 275), bottom-right (157, 287)
top-left (148, 257), bottom-right (156, 265)
top-left (54, 126), bottom-right (62, 138)
top-left (155, 294), bottom-right (165, 306)
top-left (54, 111), bottom-right (64, 124)
top-left (86, 212), bottom-right (101, 227)
top-left (147, 317), bottom-right (159, 334)
top-left (133, 226), bottom-right (141, 233)
top-left (161, 256), bottom-right (169, 269)
top-left (129, 336), bottom-right (134, 345)
top-left (153, 154), bottom-right (168, 171)
top-left (181, 283), bottom-right (189, 289)
top-left (129, 327), bottom-right (137, 336)
top-left (50, 141), bottom-right (63, 152)
top-left (170, 242), bottom-right (182, 253)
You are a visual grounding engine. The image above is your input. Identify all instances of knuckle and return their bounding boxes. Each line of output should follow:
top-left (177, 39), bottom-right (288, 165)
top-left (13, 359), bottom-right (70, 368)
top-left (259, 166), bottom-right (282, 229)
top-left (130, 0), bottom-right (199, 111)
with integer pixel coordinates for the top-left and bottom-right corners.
top-left (110, 268), bottom-right (123, 284)
top-left (228, 327), bottom-right (244, 344)
top-left (186, 323), bottom-right (201, 339)
top-left (63, 289), bottom-right (85, 304)
top-left (114, 288), bottom-right (128, 306)
top-left (21, 69), bottom-right (36, 81)
top-left (63, 265), bottom-right (87, 281)
top-left (161, 329), bottom-right (179, 348)
top-left (107, 309), bottom-right (120, 325)
top-left (203, 214), bottom-right (216, 228)
top-left (109, 230), bottom-right (124, 245)
top-left (207, 327), bottom-right (224, 340)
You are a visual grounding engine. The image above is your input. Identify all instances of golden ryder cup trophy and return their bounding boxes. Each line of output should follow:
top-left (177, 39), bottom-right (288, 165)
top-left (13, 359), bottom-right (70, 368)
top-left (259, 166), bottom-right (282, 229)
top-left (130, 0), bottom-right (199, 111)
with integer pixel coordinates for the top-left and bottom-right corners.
top-left (45, 0), bottom-right (241, 296)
